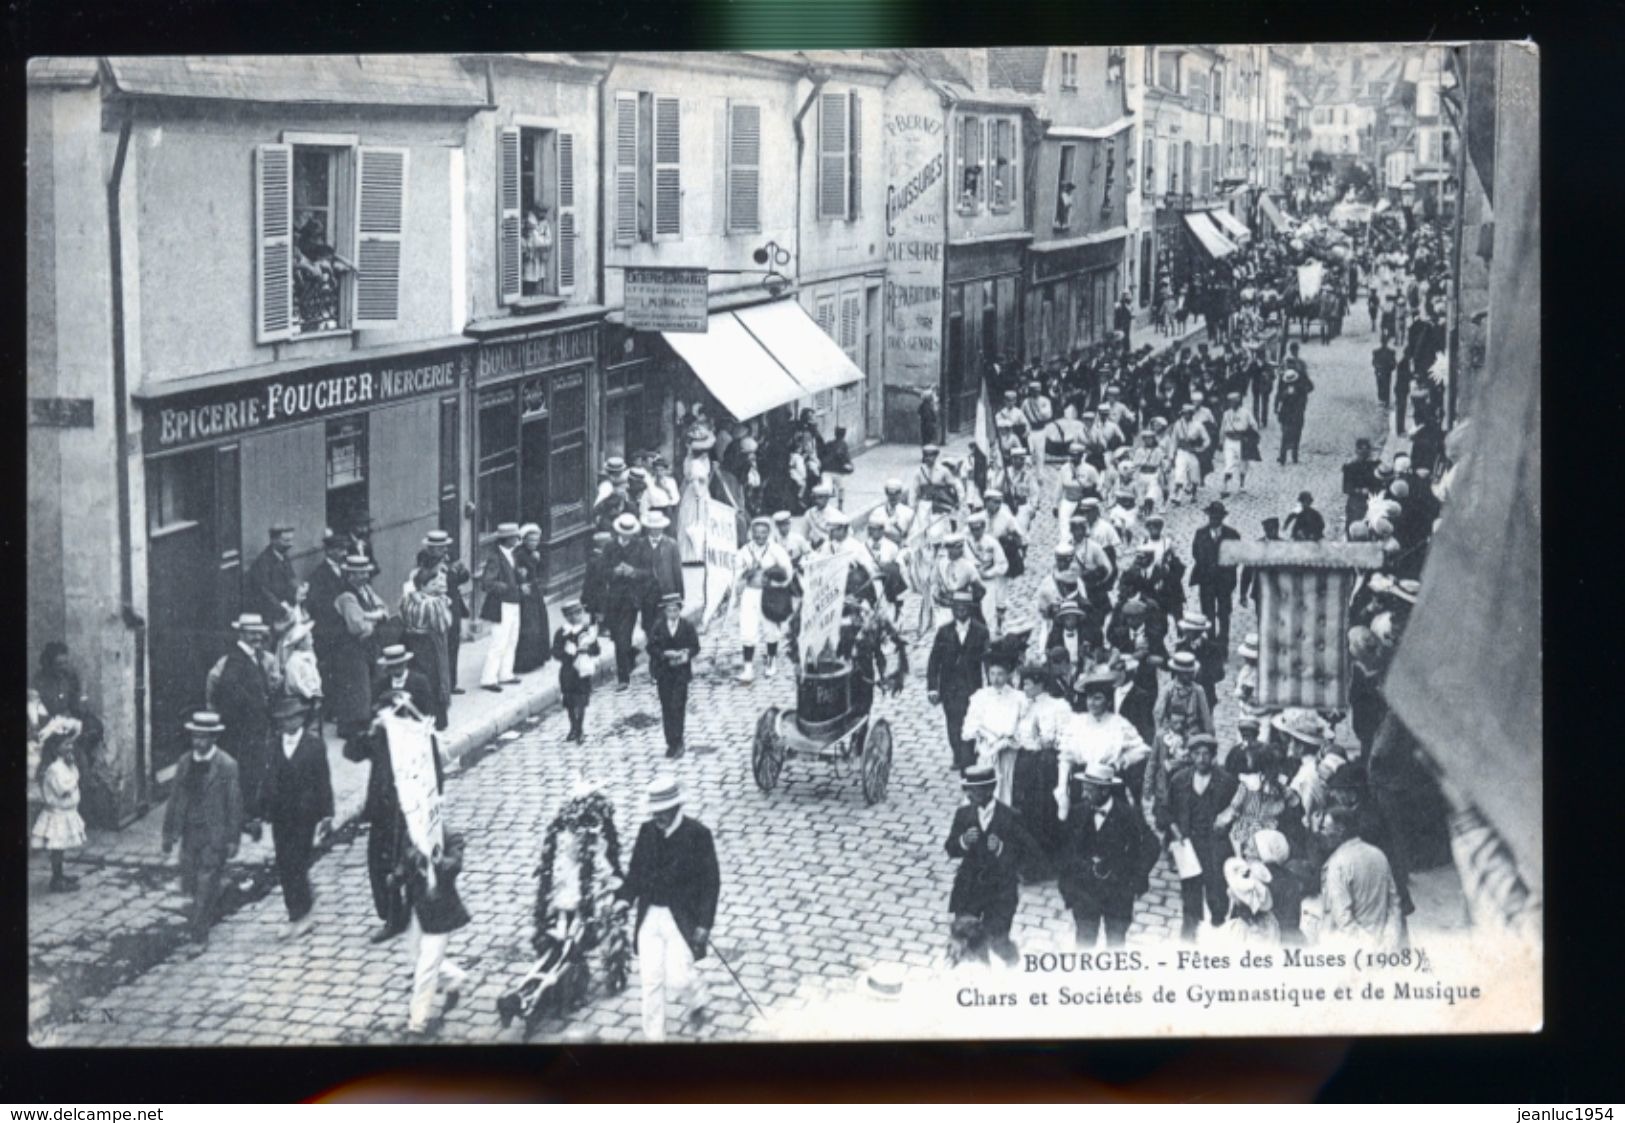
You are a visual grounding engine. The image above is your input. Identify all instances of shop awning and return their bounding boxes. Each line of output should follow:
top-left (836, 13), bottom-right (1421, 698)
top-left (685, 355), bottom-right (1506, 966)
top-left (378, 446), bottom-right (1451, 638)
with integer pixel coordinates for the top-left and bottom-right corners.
top-left (661, 312), bottom-right (807, 421)
top-left (1259, 193), bottom-right (1292, 234)
top-left (734, 301), bottom-right (865, 397)
top-left (1209, 207), bottom-right (1252, 245)
top-left (1182, 211), bottom-right (1238, 259)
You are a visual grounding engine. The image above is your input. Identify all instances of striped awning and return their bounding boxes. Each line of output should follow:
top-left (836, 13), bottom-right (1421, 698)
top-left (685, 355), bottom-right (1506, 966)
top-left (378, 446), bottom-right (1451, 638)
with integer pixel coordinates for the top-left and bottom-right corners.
top-left (1182, 211), bottom-right (1237, 259)
top-left (1255, 568), bottom-right (1358, 711)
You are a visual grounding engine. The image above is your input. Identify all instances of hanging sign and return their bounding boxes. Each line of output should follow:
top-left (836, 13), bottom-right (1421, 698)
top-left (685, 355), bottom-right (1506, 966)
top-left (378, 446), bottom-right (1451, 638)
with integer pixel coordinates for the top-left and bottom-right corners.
top-left (624, 267), bottom-right (709, 333)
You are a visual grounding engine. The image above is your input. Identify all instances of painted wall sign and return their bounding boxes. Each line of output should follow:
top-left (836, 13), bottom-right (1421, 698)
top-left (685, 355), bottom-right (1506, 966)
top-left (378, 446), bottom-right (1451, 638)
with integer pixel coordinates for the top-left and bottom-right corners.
top-left (478, 325), bottom-right (599, 382)
top-left (142, 345), bottom-right (474, 453)
top-left (882, 86), bottom-right (949, 397)
top-left (29, 397), bottom-right (94, 428)
top-left (623, 267), bottom-right (710, 333)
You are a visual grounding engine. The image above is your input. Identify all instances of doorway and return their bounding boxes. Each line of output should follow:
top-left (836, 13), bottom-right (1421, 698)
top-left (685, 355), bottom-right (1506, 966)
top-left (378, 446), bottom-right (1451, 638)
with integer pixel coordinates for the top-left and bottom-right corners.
top-left (520, 412), bottom-right (551, 583)
top-left (944, 311), bottom-right (966, 434)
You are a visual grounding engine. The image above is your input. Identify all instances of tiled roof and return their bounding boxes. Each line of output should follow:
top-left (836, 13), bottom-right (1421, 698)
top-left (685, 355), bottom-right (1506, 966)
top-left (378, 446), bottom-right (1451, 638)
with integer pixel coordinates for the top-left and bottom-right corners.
top-left (898, 48), bottom-right (970, 88)
top-left (105, 55), bottom-right (487, 108)
top-left (27, 57), bottom-right (99, 86)
top-left (987, 47), bottom-right (1048, 94)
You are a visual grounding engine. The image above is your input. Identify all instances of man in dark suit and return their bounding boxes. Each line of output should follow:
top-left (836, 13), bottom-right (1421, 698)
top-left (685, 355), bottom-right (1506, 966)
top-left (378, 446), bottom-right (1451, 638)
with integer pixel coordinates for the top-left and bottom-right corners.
top-left (305, 532), bottom-right (351, 719)
top-left (1155, 734), bottom-right (1239, 941)
top-left (1284, 490), bottom-right (1326, 542)
top-left (1056, 762), bottom-right (1146, 948)
top-left (945, 764), bottom-right (1038, 965)
top-left (1189, 500), bottom-right (1241, 648)
top-left (246, 522), bottom-right (299, 630)
top-left (646, 593), bottom-right (700, 759)
top-left (604, 514), bottom-right (652, 691)
top-left (639, 512), bottom-right (686, 638)
top-left (262, 695), bottom-right (334, 939)
top-left (372, 645), bottom-right (436, 718)
top-left (927, 589), bottom-right (990, 772)
top-left (1341, 439), bottom-right (1379, 530)
top-left (478, 522), bottom-right (524, 692)
top-left (424, 530), bottom-right (471, 696)
top-left (347, 517), bottom-right (383, 582)
top-left (617, 774), bottom-right (720, 1041)
top-left (161, 712), bottom-right (243, 946)
top-left (214, 613), bottom-right (273, 834)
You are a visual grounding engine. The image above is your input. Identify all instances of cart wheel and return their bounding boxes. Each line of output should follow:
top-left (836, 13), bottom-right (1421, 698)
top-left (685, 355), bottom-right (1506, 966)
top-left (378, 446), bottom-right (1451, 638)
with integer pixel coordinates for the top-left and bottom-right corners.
top-left (861, 719), bottom-right (893, 805)
top-left (753, 707), bottom-right (784, 792)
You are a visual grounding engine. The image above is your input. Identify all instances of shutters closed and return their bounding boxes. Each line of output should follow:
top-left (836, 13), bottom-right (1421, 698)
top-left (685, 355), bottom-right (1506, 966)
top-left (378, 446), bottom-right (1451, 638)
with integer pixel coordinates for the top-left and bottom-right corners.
top-left (498, 127), bottom-right (522, 305)
top-left (255, 144), bottom-right (294, 343)
top-left (614, 94), bottom-right (638, 245)
top-left (818, 92), bottom-right (849, 220)
top-left (727, 102), bottom-right (761, 233)
top-left (557, 131), bottom-right (577, 292)
top-left (848, 92), bottom-right (862, 218)
top-left (653, 96), bottom-right (682, 239)
top-left (354, 146), bottom-right (408, 326)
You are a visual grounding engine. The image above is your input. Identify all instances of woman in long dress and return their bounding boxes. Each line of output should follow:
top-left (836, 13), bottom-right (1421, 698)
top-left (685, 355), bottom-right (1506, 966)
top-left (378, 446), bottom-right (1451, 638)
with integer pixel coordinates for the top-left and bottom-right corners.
top-left (1054, 668), bottom-right (1151, 823)
top-left (331, 558), bottom-right (390, 741)
top-left (512, 525), bottom-right (552, 675)
top-left (1012, 663), bottom-right (1069, 872)
top-left (401, 550), bottom-right (454, 731)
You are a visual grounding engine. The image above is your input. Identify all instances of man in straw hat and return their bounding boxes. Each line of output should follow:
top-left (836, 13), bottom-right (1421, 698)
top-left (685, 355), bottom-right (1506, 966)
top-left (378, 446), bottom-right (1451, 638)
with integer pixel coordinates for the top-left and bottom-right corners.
top-left (639, 511), bottom-right (685, 639)
top-left (617, 774), bottom-right (720, 1040)
top-left (423, 529), bottom-right (472, 697)
top-left (1155, 732), bottom-right (1237, 941)
top-left (646, 592), bottom-right (701, 759)
top-left (928, 589), bottom-right (991, 773)
top-left (161, 712), bottom-right (243, 946)
top-left (945, 763), bottom-right (1036, 966)
top-left (215, 613), bottom-right (274, 837)
top-left (605, 512), bottom-right (650, 691)
top-left (1055, 761), bottom-right (1147, 948)
top-left (478, 523), bottom-right (526, 693)
top-left (263, 695), bottom-right (333, 940)
top-left (373, 644), bottom-right (435, 718)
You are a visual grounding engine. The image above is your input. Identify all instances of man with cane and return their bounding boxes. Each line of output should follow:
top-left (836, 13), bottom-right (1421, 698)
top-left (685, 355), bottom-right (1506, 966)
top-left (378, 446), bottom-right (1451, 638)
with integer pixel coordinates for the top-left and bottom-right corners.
top-left (617, 774), bottom-right (721, 1041)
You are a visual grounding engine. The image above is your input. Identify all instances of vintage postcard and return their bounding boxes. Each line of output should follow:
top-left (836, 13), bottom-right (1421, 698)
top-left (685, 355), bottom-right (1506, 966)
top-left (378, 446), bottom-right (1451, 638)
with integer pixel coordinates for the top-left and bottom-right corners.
top-left (26, 42), bottom-right (1539, 1045)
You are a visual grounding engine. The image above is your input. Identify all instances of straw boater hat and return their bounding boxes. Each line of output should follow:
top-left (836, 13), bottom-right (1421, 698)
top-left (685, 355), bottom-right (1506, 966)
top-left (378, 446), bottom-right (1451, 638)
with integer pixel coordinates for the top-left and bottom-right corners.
top-left (496, 522), bottom-right (522, 541)
top-left (602, 456), bottom-right (628, 478)
top-left (1272, 707), bottom-right (1328, 745)
top-left (884, 478), bottom-right (904, 494)
top-left (863, 963), bottom-right (906, 1004)
top-left (961, 763), bottom-right (997, 790)
top-left (641, 511), bottom-right (670, 531)
top-left (1077, 668), bottom-right (1118, 697)
top-left (562, 600), bottom-right (585, 617)
top-left (1239, 633), bottom-right (1260, 660)
top-left (773, 510), bottom-right (793, 524)
top-left (423, 529), bottom-right (453, 548)
top-left (950, 588), bottom-right (976, 605)
top-left (1077, 761), bottom-right (1118, 790)
top-left (230, 613), bottom-right (270, 634)
top-left (377, 644), bottom-right (413, 669)
top-left (1178, 609), bottom-right (1210, 633)
top-left (342, 555), bottom-right (375, 575)
top-left (645, 773), bottom-right (683, 814)
top-left (184, 711), bottom-right (225, 736)
top-left (612, 513), bottom-right (640, 536)
top-left (966, 510), bottom-right (987, 527)
top-left (1169, 651), bottom-right (1199, 675)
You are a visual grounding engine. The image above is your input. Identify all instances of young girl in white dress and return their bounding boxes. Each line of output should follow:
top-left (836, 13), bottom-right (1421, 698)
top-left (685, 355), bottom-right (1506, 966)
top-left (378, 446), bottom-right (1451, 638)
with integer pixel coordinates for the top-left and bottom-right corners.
top-left (32, 721), bottom-right (87, 892)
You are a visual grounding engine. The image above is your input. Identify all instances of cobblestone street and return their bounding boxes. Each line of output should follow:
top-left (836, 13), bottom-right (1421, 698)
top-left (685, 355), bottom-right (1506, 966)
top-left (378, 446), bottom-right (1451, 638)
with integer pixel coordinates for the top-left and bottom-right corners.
top-left (34, 318), bottom-right (1392, 1047)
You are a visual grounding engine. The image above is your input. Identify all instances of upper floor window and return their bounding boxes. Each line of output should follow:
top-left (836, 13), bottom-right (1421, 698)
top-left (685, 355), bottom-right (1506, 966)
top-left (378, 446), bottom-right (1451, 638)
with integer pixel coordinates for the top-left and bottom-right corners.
top-left (1060, 51), bottom-right (1079, 90)
top-left (1144, 46), bottom-right (1157, 86)
top-left (818, 91), bottom-right (864, 222)
top-left (989, 118), bottom-right (1017, 212)
top-left (499, 126), bottom-right (578, 305)
top-left (1101, 144), bottom-right (1116, 215)
top-left (1212, 68), bottom-right (1224, 114)
top-left (727, 101), bottom-right (762, 233)
top-left (256, 139), bottom-right (406, 344)
top-left (957, 114), bottom-right (984, 214)
top-left (1054, 143), bottom-right (1076, 229)
top-left (612, 90), bottom-right (682, 247)
top-left (1157, 51), bottom-right (1180, 93)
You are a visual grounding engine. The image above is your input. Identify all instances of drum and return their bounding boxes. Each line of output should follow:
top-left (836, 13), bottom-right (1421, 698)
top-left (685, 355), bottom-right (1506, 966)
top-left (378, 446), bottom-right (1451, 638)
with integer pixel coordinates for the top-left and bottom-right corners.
top-left (796, 659), bottom-right (853, 738)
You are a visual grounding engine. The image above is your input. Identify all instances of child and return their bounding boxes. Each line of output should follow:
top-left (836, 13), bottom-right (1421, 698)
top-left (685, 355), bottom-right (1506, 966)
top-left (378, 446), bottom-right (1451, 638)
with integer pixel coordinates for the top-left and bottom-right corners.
top-left (1214, 856), bottom-right (1279, 946)
top-left (32, 719), bottom-right (87, 892)
top-left (552, 602), bottom-right (601, 744)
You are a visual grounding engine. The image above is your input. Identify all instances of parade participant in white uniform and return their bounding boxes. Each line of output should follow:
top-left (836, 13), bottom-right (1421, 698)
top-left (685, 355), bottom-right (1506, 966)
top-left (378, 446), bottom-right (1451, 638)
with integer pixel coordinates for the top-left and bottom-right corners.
top-left (995, 390), bottom-right (1026, 447)
top-left (1075, 497), bottom-right (1123, 570)
top-left (1036, 544), bottom-right (1084, 624)
top-left (1081, 408), bottom-right (1125, 471)
top-left (771, 510), bottom-right (811, 573)
top-left (1055, 670), bottom-right (1151, 822)
top-left (909, 445), bottom-right (952, 512)
top-left (1108, 489), bottom-right (1140, 550)
top-left (932, 533), bottom-right (982, 629)
top-left (1220, 390), bottom-right (1259, 496)
top-left (1055, 444), bottom-right (1100, 546)
top-left (962, 651), bottom-right (1025, 801)
top-left (991, 448), bottom-right (1036, 530)
top-left (965, 509), bottom-right (1009, 632)
top-left (879, 480), bottom-right (915, 539)
top-left (735, 517), bottom-right (793, 684)
top-left (616, 775), bottom-right (719, 1042)
top-left (804, 482), bottom-right (838, 551)
top-left (1100, 384), bottom-right (1135, 441)
top-left (1168, 403), bottom-right (1210, 505)
top-left (1021, 381), bottom-right (1053, 468)
top-left (983, 490), bottom-right (1025, 551)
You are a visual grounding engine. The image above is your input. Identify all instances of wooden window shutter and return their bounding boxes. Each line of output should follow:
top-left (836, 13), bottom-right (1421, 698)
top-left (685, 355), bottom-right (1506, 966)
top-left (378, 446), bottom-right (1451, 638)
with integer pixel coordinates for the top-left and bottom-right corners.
top-left (653, 95), bottom-right (682, 240)
top-left (498, 126), bottom-right (522, 305)
top-left (838, 291), bottom-right (860, 359)
top-left (557, 131), bottom-right (577, 293)
top-left (354, 146), bottom-right (408, 327)
top-left (848, 91), bottom-right (862, 219)
top-left (815, 294), bottom-right (836, 337)
top-left (254, 144), bottom-right (294, 343)
top-left (614, 94), bottom-right (639, 245)
top-left (818, 92), bottom-right (849, 220)
top-left (727, 102), bottom-right (761, 233)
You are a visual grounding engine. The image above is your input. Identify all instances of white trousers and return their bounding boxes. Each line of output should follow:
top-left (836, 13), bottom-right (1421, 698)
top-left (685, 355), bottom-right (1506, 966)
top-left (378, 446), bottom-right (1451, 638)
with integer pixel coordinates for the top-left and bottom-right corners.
top-left (481, 602), bottom-right (520, 686)
top-left (1057, 498), bottom-right (1079, 545)
top-left (738, 587), bottom-right (782, 648)
top-left (407, 913), bottom-right (467, 1030)
top-left (1222, 438), bottom-right (1246, 479)
top-left (1133, 470), bottom-right (1164, 510)
top-left (638, 905), bottom-right (710, 1042)
top-left (1172, 450), bottom-right (1202, 493)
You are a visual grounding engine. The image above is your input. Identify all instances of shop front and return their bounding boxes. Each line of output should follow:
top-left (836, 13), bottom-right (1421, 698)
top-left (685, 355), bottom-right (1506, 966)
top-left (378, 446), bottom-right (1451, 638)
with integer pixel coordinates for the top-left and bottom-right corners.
top-left (469, 316), bottom-right (602, 596)
top-left (944, 237), bottom-right (1025, 432)
top-left (135, 339), bottom-right (475, 780)
top-left (1023, 237), bottom-right (1127, 366)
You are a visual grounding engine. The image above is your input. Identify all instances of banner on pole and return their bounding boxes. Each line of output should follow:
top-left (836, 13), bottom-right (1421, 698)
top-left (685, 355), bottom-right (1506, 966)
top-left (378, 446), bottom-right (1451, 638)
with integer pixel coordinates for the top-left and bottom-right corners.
top-left (702, 497), bottom-right (740, 626)
top-left (382, 713), bottom-right (443, 861)
top-left (798, 554), bottom-right (850, 669)
top-left (1297, 261), bottom-right (1324, 302)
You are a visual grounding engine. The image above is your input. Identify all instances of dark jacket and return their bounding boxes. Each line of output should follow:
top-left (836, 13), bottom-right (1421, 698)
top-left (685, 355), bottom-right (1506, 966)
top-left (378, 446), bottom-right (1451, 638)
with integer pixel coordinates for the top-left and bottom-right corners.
top-left (162, 750), bottom-right (243, 856)
top-left (402, 832), bottom-right (471, 935)
top-left (927, 618), bottom-right (990, 703)
top-left (1156, 765), bottom-right (1239, 856)
top-left (643, 536), bottom-right (685, 605)
top-left (478, 545), bottom-right (524, 623)
top-left (262, 729), bottom-right (335, 825)
top-left (1285, 506), bottom-right (1326, 542)
top-left (305, 558), bottom-right (348, 644)
top-left (214, 646), bottom-right (271, 764)
top-left (945, 801), bottom-right (1035, 918)
top-left (1056, 796), bottom-right (1145, 917)
top-left (1189, 524), bottom-right (1241, 592)
top-left (605, 536), bottom-right (653, 607)
top-left (581, 548), bottom-right (614, 619)
top-left (552, 624), bottom-right (602, 695)
top-left (372, 669), bottom-right (437, 718)
top-left (617, 816), bottom-right (721, 957)
top-left (247, 545), bottom-right (298, 625)
top-left (646, 615), bottom-right (701, 685)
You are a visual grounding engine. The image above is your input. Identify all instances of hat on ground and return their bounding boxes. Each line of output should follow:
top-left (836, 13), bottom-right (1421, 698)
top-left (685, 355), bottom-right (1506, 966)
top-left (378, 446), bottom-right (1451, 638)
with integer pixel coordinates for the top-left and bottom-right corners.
top-left (659, 592), bottom-right (683, 607)
top-left (496, 521), bottom-right (522, 539)
top-left (864, 963), bottom-right (906, 1003)
top-left (184, 711), bottom-right (225, 735)
top-left (884, 478), bottom-right (904, 493)
top-left (1205, 500), bottom-right (1228, 517)
top-left (646, 774), bottom-right (683, 813)
top-left (1392, 578), bottom-right (1421, 604)
top-left (269, 695), bottom-right (308, 722)
top-left (1272, 707), bottom-right (1327, 745)
top-left (1077, 761), bottom-right (1118, 789)
top-left (1178, 610), bottom-right (1210, 632)
top-left (612, 513), bottom-right (640, 536)
top-left (377, 644), bottom-right (413, 668)
top-left (1169, 651), bottom-right (1199, 675)
top-left (961, 763), bottom-right (998, 789)
top-left (1239, 633), bottom-right (1260, 660)
top-left (773, 510), bottom-right (793, 523)
top-left (423, 530), bottom-right (453, 548)
top-left (641, 511), bottom-right (670, 531)
top-left (1254, 829), bottom-right (1291, 866)
top-left (342, 555), bottom-right (375, 575)
top-left (230, 613), bottom-right (270, 634)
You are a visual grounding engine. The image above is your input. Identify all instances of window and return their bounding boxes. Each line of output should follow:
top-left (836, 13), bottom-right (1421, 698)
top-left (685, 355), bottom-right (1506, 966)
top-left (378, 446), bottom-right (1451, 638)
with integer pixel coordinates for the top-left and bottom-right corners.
top-left (990, 118), bottom-right (1017, 212)
top-left (1168, 140), bottom-right (1180, 193)
top-left (1157, 50), bottom-right (1180, 92)
top-left (1060, 51), bottom-right (1079, 90)
top-left (1182, 140), bottom-right (1193, 195)
top-left (1212, 68), bottom-right (1224, 115)
top-left (499, 126), bottom-right (578, 303)
top-left (149, 454), bottom-right (207, 533)
top-left (476, 389), bottom-right (520, 537)
top-left (1142, 133), bottom-right (1156, 195)
top-left (612, 91), bottom-right (681, 245)
top-left (957, 114), bottom-right (984, 214)
top-left (817, 91), bottom-right (864, 222)
top-left (1101, 144), bottom-right (1116, 214)
top-left (325, 416), bottom-right (369, 535)
top-left (727, 102), bottom-right (762, 233)
top-left (1190, 70), bottom-right (1208, 114)
top-left (1054, 143), bottom-right (1076, 228)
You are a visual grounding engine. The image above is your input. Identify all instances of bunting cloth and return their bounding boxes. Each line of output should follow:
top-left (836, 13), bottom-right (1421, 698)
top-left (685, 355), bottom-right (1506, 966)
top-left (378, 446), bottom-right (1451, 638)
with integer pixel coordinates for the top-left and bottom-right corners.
top-left (1382, 42), bottom-right (1541, 895)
